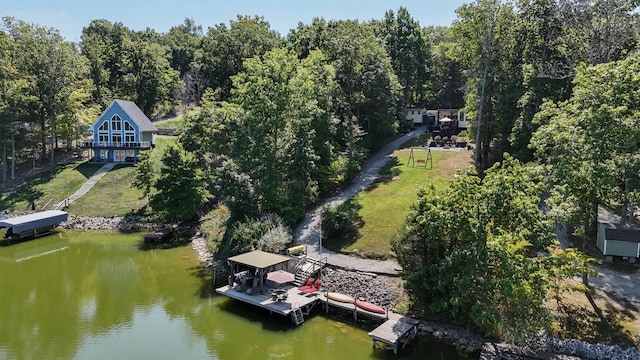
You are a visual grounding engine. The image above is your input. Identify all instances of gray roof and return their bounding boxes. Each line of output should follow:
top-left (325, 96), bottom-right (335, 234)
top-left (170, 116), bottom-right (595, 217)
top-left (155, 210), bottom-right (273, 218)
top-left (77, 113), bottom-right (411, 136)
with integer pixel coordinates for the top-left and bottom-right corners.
top-left (598, 206), bottom-right (640, 243)
top-left (227, 250), bottom-right (290, 269)
top-left (0, 210), bottom-right (68, 233)
top-left (113, 99), bottom-right (157, 132)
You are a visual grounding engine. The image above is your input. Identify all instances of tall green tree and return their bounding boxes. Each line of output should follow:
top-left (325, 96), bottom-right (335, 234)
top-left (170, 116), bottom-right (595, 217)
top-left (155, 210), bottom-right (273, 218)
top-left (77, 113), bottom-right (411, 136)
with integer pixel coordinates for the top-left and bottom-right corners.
top-left (199, 16), bottom-right (283, 100)
top-left (531, 55), bottom-right (640, 234)
top-left (372, 7), bottom-right (431, 107)
top-left (451, 0), bottom-right (523, 172)
top-left (150, 144), bottom-right (210, 222)
top-left (394, 156), bottom-right (593, 343)
top-left (3, 17), bottom-right (88, 166)
top-left (423, 26), bottom-right (465, 109)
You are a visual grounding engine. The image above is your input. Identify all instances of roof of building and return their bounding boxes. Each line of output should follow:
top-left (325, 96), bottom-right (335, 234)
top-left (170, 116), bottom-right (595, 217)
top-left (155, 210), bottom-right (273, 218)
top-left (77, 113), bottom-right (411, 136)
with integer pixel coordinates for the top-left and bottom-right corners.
top-left (0, 210), bottom-right (68, 233)
top-left (598, 206), bottom-right (640, 243)
top-left (114, 99), bottom-right (157, 132)
top-left (96, 99), bottom-right (157, 132)
top-left (227, 250), bottom-right (290, 269)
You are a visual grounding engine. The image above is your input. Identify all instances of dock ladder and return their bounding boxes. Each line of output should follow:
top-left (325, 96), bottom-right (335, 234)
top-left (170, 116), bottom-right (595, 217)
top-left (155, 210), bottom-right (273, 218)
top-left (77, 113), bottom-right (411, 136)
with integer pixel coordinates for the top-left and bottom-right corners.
top-left (291, 304), bottom-right (305, 326)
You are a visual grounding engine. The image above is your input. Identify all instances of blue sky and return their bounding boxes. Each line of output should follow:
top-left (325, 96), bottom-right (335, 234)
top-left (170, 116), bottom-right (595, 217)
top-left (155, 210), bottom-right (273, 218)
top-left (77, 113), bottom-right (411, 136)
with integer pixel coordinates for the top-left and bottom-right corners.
top-left (3, 0), bottom-right (469, 42)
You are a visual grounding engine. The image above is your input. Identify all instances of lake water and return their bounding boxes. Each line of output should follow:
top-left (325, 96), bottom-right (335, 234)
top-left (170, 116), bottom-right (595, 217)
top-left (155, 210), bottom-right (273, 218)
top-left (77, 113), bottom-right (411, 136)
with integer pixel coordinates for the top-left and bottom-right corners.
top-left (0, 231), bottom-right (476, 359)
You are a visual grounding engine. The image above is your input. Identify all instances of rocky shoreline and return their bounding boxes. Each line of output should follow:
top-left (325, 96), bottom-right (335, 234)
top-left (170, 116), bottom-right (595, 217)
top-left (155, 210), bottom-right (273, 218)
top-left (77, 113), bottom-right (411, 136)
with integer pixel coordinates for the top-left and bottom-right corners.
top-left (60, 215), bottom-right (163, 232)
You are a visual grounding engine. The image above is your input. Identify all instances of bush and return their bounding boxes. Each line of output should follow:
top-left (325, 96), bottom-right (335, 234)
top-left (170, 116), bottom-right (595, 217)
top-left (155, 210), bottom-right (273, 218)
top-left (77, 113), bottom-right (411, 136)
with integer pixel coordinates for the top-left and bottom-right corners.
top-left (220, 213), bottom-right (291, 258)
top-left (320, 199), bottom-right (362, 247)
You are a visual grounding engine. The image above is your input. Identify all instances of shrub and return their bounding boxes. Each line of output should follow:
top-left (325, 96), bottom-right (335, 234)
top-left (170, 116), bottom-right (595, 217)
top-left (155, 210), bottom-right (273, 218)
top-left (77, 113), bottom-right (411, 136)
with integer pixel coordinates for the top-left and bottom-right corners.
top-left (320, 199), bottom-right (363, 246)
top-left (220, 213), bottom-right (291, 258)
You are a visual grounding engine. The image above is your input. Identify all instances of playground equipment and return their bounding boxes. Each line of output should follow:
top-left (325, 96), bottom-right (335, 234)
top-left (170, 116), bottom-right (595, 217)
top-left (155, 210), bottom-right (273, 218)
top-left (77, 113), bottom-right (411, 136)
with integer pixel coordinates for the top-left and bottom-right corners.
top-left (407, 147), bottom-right (432, 169)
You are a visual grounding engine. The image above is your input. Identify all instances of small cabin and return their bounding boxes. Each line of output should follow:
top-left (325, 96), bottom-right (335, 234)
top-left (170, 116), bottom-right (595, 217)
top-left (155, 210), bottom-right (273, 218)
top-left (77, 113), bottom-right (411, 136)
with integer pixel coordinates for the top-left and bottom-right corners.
top-left (597, 207), bottom-right (640, 262)
top-left (405, 107), bottom-right (426, 127)
top-left (81, 99), bottom-right (157, 162)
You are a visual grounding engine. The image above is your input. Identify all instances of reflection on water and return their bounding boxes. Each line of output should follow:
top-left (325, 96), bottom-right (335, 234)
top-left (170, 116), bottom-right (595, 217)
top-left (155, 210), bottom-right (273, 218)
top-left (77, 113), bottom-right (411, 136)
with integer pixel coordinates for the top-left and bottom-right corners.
top-left (0, 231), bottom-right (477, 360)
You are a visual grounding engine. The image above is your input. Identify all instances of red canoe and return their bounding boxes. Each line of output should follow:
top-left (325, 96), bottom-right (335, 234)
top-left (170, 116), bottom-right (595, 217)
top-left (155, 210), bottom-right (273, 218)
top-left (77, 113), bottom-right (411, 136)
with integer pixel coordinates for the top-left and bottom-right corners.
top-left (354, 300), bottom-right (385, 314)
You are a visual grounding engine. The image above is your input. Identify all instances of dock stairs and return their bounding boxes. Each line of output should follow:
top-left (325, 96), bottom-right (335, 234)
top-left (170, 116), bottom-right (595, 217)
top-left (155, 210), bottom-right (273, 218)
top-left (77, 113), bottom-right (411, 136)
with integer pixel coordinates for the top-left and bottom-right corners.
top-left (291, 305), bottom-right (305, 325)
top-left (291, 256), bottom-right (327, 286)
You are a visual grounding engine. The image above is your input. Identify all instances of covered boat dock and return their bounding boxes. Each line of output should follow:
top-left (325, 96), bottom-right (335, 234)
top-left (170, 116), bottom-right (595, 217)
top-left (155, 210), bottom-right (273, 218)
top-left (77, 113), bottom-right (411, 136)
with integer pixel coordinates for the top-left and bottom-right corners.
top-left (0, 210), bottom-right (68, 240)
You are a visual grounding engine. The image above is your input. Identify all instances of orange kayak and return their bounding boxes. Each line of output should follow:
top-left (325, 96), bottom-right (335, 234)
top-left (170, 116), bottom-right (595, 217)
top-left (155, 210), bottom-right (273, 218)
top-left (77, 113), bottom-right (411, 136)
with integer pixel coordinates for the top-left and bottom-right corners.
top-left (354, 300), bottom-right (385, 314)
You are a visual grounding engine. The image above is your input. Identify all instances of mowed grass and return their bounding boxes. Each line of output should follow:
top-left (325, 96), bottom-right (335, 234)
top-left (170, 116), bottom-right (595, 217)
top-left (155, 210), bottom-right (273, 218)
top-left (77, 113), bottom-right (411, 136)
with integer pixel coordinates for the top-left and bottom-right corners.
top-left (154, 107), bottom-right (199, 130)
top-left (68, 136), bottom-right (177, 217)
top-left (68, 164), bottom-right (147, 216)
top-left (0, 161), bottom-right (104, 212)
top-left (342, 147), bottom-right (474, 257)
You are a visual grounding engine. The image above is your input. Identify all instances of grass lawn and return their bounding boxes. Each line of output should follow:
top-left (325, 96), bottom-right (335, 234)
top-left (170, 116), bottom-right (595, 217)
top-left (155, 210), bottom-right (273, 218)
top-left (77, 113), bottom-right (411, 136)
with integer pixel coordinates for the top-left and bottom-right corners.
top-left (68, 136), bottom-right (178, 217)
top-left (0, 161), bottom-right (104, 212)
top-left (154, 108), bottom-right (199, 130)
top-left (332, 144), bottom-right (474, 258)
top-left (68, 164), bottom-right (147, 216)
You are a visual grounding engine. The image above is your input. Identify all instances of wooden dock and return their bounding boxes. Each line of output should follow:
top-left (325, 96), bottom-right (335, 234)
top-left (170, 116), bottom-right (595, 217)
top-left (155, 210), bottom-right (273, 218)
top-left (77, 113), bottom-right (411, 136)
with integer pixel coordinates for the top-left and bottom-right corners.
top-left (143, 228), bottom-right (174, 243)
top-left (318, 294), bottom-right (389, 321)
top-left (368, 315), bottom-right (418, 354)
top-left (215, 285), bottom-right (320, 322)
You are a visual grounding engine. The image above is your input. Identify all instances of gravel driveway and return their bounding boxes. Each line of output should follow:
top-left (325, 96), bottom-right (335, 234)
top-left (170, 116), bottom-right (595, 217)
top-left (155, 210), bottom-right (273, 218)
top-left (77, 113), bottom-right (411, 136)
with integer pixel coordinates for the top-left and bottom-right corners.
top-left (293, 127), bottom-right (428, 275)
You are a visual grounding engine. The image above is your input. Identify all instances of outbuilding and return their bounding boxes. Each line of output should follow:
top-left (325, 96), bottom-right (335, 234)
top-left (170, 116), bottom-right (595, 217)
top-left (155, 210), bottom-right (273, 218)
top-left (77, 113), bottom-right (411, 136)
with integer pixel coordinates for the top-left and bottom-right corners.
top-left (597, 207), bottom-right (640, 262)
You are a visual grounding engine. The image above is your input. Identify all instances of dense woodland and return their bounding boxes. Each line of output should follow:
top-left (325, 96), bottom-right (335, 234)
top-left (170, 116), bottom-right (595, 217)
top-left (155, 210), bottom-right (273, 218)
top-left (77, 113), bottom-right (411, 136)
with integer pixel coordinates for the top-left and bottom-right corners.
top-left (3, 0), bottom-right (640, 343)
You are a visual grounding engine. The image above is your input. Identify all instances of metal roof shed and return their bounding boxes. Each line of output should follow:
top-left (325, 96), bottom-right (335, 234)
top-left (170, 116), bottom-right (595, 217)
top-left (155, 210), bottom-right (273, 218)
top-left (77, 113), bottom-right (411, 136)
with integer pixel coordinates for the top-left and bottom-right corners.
top-left (0, 210), bottom-right (68, 238)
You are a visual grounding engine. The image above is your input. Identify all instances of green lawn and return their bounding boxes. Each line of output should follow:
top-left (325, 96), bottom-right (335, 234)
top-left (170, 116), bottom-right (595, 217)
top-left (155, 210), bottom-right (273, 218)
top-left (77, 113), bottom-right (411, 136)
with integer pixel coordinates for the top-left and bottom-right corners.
top-left (68, 164), bottom-right (147, 216)
top-left (0, 161), bottom-right (104, 212)
top-left (154, 108), bottom-right (199, 130)
top-left (68, 136), bottom-right (178, 217)
top-left (338, 147), bottom-right (473, 258)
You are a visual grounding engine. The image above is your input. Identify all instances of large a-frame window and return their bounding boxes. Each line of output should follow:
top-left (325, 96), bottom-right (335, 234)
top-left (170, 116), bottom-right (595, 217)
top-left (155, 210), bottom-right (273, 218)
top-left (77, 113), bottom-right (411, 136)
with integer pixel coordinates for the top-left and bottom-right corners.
top-left (124, 121), bottom-right (135, 143)
top-left (98, 121), bottom-right (109, 143)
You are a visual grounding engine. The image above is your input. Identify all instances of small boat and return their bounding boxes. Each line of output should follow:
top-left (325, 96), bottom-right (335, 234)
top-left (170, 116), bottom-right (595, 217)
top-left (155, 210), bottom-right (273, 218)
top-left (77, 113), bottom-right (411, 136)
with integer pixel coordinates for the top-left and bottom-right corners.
top-left (325, 292), bottom-right (354, 303)
top-left (354, 300), bottom-right (385, 314)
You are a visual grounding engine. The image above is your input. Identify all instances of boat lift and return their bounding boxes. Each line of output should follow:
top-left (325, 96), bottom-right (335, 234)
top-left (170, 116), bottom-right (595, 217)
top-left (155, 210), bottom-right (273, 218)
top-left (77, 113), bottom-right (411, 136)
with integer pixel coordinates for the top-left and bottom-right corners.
top-left (0, 210), bottom-right (68, 240)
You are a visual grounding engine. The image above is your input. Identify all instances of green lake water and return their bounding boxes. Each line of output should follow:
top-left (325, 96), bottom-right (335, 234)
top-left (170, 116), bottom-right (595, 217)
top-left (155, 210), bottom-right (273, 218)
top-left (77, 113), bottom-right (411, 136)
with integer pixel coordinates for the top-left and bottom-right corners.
top-left (0, 231), bottom-right (476, 360)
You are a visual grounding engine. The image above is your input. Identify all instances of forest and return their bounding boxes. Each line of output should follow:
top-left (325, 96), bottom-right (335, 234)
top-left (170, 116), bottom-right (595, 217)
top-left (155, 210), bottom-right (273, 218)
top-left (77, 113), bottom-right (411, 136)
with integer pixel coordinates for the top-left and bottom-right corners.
top-left (2, 0), bottom-right (640, 343)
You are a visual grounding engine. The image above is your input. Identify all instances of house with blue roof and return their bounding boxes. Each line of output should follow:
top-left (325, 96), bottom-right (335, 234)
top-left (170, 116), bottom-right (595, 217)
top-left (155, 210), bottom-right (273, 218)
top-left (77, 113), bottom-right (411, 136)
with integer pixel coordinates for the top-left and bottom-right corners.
top-left (81, 99), bottom-right (157, 162)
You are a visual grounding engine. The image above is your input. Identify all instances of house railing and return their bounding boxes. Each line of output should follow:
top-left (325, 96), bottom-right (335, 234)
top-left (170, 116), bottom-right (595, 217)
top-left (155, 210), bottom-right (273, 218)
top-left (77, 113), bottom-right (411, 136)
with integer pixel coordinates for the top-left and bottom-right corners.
top-left (80, 141), bottom-right (152, 149)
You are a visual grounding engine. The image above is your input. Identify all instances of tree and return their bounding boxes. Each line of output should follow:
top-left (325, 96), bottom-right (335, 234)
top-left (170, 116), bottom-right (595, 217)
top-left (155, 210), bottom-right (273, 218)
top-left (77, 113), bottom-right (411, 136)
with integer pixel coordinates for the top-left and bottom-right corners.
top-left (423, 26), bottom-right (465, 109)
top-left (451, 0), bottom-right (523, 173)
top-left (132, 150), bottom-right (156, 200)
top-left (393, 156), bottom-right (592, 343)
top-left (372, 7), bottom-right (431, 107)
top-left (149, 144), bottom-right (210, 222)
top-left (531, 55), bottom-right (640, 234)
top-left (199, 16), bottom-right (283, 100)
top-left (3, 17), bottom-right (88, 166)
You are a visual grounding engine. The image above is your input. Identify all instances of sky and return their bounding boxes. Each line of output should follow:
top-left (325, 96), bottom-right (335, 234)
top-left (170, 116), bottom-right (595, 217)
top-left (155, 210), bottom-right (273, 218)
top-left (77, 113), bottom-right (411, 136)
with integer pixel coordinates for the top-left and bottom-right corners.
top-left (3, 0), bottom-right (469, 42)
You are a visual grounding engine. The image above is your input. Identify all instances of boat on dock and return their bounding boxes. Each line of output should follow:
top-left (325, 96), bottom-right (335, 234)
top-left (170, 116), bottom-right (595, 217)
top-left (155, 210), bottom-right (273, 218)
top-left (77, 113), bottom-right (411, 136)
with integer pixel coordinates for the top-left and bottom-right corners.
top-left (354, 300), bottom-right (385, 314)
top-left (325, 292), bottom-right (354, 303)
top-left (0, 210), bottom-right (68, 240)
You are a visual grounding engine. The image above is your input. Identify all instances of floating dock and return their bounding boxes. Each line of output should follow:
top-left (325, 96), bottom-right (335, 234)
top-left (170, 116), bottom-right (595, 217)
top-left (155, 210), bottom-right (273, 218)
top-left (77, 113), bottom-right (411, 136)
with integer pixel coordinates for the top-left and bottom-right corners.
top-left (368, 315), bottom-right (418, 354)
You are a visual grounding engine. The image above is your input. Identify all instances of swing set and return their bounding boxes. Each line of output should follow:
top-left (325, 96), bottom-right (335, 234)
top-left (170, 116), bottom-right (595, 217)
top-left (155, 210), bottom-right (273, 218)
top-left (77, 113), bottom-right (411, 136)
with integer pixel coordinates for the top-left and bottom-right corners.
top-left (407, 147), bottom-right (433, 169)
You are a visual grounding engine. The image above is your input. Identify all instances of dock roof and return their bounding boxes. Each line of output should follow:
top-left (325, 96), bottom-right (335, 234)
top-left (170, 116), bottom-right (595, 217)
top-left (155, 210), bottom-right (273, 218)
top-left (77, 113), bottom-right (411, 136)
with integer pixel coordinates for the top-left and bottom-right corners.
top-left (227, 250), bottom-right (290, 269)
top-left (0, 210), bottom-right (68, 233)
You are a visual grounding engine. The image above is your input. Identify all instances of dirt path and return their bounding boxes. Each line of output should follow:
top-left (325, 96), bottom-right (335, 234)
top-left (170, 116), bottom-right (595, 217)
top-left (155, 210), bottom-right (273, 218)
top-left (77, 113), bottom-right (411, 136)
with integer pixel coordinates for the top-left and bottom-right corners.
top-left (293, 127), bottom-right (430, 275)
